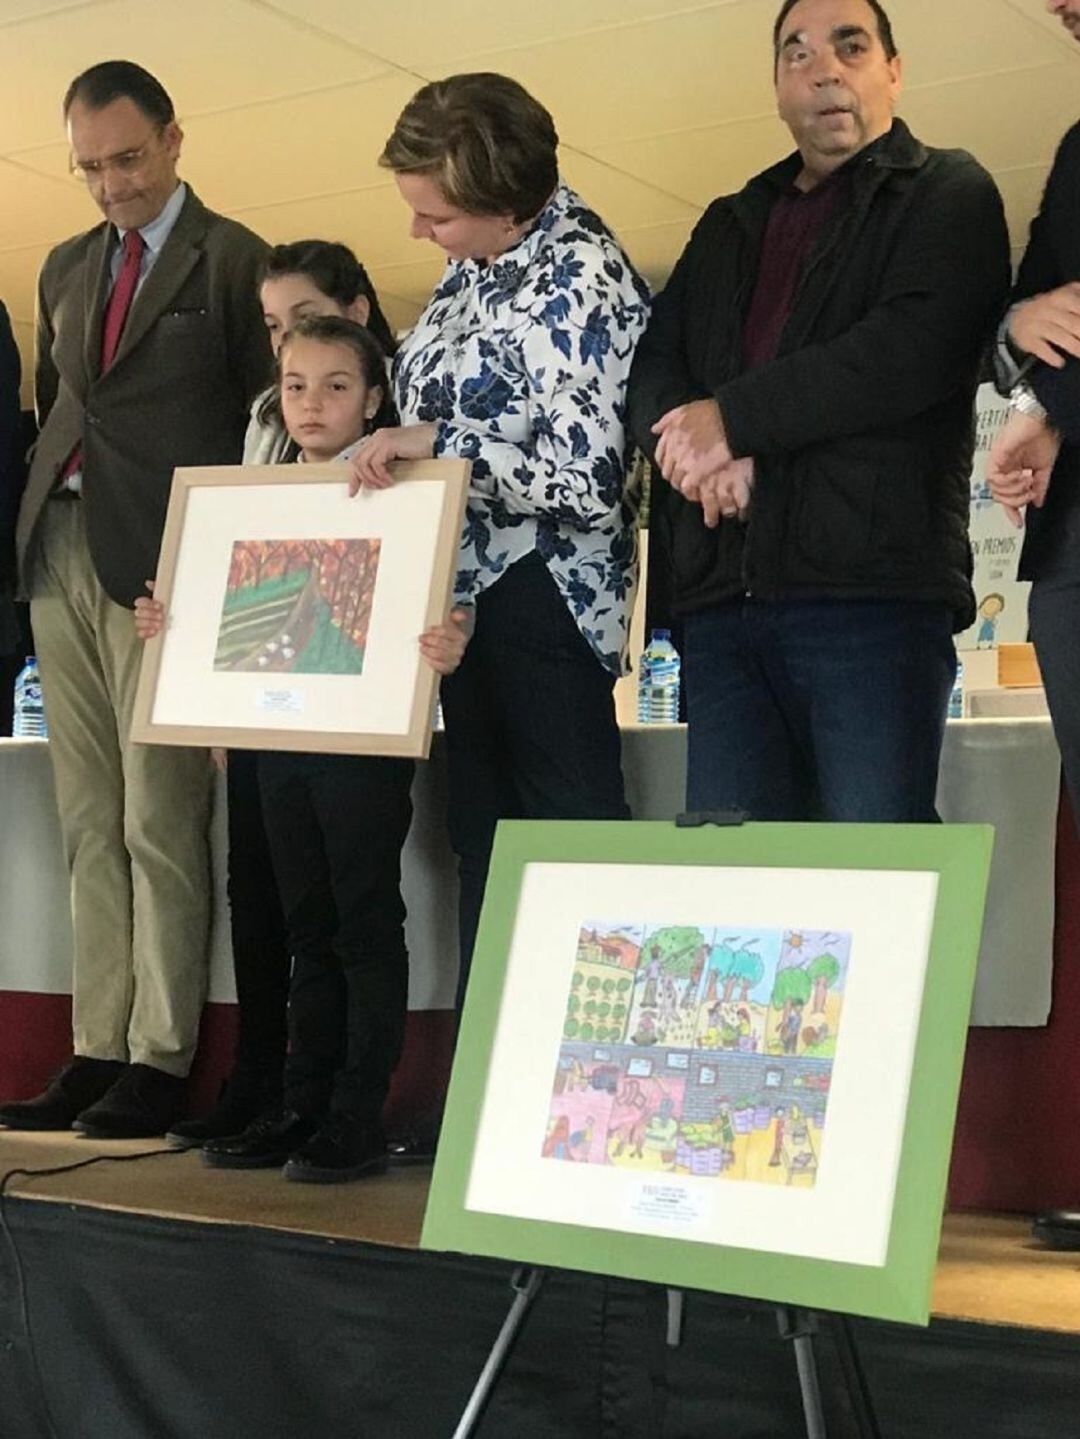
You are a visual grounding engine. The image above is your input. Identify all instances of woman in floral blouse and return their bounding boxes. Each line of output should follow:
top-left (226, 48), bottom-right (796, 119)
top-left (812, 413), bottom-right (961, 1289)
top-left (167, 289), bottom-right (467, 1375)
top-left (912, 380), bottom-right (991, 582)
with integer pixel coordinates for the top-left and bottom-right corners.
top-left (353, 72), bottom-right (651, 1008)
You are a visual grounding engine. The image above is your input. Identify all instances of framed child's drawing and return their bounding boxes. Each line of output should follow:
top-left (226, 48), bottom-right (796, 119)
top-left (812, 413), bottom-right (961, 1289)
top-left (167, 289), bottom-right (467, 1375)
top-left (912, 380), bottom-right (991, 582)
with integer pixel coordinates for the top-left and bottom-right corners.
top-left (130, 459), bottom-right (469, 757)
top-left (422, 820), bottom-right (993, 1325)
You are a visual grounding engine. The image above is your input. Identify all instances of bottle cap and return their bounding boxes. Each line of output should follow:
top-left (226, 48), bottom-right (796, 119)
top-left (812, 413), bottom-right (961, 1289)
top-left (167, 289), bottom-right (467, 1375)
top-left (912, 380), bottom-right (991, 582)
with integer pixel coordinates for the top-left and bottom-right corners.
top-left (651, 628), bottom-right (671, 641)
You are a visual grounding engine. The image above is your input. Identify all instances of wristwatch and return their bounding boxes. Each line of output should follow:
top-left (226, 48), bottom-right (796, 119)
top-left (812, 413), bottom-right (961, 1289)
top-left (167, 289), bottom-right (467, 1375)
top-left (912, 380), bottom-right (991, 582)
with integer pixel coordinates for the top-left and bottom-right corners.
top-left (1009, 382), bottom-right (1048, 423)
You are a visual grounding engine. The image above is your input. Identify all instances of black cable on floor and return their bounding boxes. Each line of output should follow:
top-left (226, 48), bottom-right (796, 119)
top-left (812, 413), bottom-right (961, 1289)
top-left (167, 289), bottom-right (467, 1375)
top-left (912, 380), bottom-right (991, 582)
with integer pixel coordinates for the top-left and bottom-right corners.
top-left (0, 1147), bottom-right (183, 1439)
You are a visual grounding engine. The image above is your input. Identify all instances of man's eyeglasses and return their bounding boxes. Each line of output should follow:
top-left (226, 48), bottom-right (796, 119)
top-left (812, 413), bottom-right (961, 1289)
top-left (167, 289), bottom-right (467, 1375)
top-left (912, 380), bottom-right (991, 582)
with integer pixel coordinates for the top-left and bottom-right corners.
top-left (69, 141), bottom-right (155, 182)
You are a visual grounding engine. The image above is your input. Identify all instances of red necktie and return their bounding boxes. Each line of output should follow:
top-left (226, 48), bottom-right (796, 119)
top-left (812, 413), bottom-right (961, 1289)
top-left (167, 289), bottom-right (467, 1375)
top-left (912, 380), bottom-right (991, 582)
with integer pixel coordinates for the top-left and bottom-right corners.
top-left (58, 229), bottom-right (146, 486)
top-left (100, 229), bottom-right (146, 372)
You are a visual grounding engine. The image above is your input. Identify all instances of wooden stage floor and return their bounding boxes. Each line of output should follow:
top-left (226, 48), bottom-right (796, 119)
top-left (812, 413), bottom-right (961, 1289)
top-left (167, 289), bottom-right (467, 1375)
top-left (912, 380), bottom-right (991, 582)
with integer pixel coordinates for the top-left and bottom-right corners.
top-left (3, 1129), bottom-right (1078, 1335)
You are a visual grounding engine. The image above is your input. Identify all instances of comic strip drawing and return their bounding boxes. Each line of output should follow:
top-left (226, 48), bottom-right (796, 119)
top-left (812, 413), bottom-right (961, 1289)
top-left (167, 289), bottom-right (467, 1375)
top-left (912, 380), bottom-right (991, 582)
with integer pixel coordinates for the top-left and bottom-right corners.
top-left (975, 593), bottom-right (1005, 649)
top-left (213, 538), bottom-right (381, 674)
top-left (545, 923), bottom-right (852, 1189)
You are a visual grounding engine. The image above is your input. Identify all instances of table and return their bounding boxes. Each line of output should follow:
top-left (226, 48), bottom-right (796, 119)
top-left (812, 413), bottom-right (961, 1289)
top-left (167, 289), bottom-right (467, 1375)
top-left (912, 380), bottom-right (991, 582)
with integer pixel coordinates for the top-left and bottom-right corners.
top-left (0, 737), bottom-right (458, 1011)
top-left (0, 721), bottom-right (1060, 1025)
top-left (1, 723), bottom-right (1071, 1211)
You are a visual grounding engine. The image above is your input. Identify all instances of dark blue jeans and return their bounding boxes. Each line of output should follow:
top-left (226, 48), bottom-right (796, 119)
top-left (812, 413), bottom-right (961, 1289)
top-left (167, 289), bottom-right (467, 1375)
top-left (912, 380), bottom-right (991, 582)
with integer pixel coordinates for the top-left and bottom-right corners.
top-left (440, 552), bottom-right (629, 1009)
top-left (683, 598), bottom-right (956, 822)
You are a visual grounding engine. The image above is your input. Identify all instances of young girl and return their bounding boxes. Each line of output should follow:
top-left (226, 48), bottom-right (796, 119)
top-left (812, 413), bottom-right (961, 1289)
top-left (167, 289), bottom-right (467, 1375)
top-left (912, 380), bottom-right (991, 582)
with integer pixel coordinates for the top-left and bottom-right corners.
top-left (138, 316), bottom-right (467, 1181)
top-left (245, 240), bottom-right (399, 464)
top-left (165, 243), bottom-right (401, 1150)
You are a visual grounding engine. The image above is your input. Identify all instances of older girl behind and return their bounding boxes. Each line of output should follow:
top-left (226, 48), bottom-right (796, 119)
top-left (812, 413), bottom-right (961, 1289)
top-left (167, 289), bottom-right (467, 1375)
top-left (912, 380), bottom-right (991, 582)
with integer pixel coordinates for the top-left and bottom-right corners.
top-left (246, 240), bottom-right (397, 463)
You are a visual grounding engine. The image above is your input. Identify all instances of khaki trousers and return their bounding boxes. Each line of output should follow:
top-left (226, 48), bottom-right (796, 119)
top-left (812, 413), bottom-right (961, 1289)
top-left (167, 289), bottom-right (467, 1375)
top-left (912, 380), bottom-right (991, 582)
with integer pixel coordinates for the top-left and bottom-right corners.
top-left (29, 499), bottom-right (213, 1075)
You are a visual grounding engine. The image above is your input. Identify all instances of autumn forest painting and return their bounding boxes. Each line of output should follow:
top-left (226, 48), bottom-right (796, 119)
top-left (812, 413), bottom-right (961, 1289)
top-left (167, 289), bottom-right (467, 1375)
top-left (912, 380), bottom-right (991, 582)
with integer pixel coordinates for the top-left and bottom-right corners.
top-left (213, 538), bottom-right (381, 675)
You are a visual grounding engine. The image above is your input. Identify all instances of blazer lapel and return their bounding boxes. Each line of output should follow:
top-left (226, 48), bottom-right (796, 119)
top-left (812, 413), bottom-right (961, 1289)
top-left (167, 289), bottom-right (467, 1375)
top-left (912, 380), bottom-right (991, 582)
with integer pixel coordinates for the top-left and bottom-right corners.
top-left (82, 222), bottom-right (112, 382)
top-left (105, 188), bottom-right (207, 372)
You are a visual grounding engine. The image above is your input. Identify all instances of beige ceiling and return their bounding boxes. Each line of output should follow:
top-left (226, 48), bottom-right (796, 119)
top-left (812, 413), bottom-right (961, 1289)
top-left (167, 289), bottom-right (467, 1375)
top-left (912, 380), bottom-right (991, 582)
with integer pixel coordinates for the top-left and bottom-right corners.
top-left (0, 0), bottom-right (1076, 407)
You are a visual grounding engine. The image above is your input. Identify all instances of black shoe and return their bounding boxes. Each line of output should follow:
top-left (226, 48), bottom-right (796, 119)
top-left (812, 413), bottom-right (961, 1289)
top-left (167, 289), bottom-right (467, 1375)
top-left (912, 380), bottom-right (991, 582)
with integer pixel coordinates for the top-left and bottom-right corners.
top-left (72, 1064), bottom-right (186, 1139)
top-left (0, 1057), bottom-right (126, 1131)
top-left (166, 1076), bottom-right (282, 1149)
top-left (283, 1114), bottom-right (389, 1184)
top-left (202, 1110), bottom-right (316, 1169)
top-left (1033, 1209), bottom-right (1080, 1249)
top-left (386, 1116), bottom-right (442, 1166)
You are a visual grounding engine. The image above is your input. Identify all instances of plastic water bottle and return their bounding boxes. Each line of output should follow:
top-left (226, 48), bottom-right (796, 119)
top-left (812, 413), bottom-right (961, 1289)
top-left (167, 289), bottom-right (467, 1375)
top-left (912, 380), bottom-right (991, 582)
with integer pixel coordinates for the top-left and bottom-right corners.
top-left (13, 656), bottom-right (47, 738)
top-left (637, 628), bottom-right (681, 724)
top-left (947, 658), bottom-right (964, 720)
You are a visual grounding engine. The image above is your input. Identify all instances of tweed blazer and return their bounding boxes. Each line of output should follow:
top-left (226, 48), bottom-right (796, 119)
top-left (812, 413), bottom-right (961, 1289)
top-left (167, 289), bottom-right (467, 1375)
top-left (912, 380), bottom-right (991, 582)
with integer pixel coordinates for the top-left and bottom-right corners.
top-left (17, 186), bottom-right (270, 606)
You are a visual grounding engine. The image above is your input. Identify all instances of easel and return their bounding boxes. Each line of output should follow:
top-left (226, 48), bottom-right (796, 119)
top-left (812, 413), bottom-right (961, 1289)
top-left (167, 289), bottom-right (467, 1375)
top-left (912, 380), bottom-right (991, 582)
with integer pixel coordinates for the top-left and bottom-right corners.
top-left (451, 810), bottom-right (883, 1437)
top-left (452, 1269), bottom-right (881, 1439)
top-left (451, 1266), bottom-right (543, 1439)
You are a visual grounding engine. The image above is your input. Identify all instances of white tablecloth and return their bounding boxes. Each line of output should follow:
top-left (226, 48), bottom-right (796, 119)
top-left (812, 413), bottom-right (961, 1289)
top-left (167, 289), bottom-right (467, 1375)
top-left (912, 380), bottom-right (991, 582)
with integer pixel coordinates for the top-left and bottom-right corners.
top-left (938, 718), bottom-right (1059, 1024)
top-left (0, 718), bottom-right (1061, 1025)
top-left (619, 718), bottom-right (1060, 1026)
top-left (0, 738), bottom-right (459, 1011)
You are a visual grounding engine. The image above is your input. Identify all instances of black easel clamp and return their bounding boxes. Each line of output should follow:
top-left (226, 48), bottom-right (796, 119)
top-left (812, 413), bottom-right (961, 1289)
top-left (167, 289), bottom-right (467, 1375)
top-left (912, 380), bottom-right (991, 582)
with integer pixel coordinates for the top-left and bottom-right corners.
top-left (776, 1306), bottom-right (829, 1439)
top-left (675, 808), bottom-right (749, 828)
top-left (776, 1306), bottom-right (820, 1342)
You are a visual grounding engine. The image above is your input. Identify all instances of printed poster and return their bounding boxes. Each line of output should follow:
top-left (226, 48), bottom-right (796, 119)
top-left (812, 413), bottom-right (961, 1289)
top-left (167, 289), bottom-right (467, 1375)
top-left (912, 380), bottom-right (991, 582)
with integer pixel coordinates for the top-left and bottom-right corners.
top-left (956, 384), bottom-right (1031, 652)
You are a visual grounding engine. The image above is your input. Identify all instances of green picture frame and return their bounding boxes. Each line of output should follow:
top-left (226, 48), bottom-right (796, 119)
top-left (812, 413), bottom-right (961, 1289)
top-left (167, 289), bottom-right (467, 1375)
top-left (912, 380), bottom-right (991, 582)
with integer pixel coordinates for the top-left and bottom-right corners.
top-left (421, 820), bottom-right (992, 1325)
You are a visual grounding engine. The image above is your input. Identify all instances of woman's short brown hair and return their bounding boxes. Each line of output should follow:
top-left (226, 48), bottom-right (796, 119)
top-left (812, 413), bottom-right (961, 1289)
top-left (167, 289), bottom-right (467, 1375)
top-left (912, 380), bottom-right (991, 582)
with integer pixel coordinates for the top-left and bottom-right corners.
top-left (380, 73), bottom-right (558, 223)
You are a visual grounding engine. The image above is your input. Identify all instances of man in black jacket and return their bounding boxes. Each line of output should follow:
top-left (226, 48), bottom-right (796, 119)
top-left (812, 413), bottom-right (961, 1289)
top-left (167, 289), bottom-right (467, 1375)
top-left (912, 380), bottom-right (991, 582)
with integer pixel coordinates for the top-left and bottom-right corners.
top-left (628, 0), bottom-right (1010, 823)
top-left (0, 300), bottom-right (23, 668)
top-left (988, 0), bottom-right (1080, 844)
top-left (987, 0), bottom-right (1080, 1246)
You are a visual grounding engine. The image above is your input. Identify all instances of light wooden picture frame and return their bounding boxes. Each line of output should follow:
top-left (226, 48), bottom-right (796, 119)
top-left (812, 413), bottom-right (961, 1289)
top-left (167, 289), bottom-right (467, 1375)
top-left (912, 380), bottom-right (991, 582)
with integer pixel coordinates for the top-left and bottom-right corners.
top-left (130, 459), bottom-right (470, 758)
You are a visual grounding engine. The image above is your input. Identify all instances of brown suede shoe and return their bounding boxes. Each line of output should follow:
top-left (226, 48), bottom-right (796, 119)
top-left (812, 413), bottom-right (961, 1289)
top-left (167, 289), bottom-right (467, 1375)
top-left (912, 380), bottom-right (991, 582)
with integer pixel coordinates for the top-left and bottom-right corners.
top-left (0, 1057), bottom-right (126, 1131)
top-left (72, 1064), bottom-right (186, 1139)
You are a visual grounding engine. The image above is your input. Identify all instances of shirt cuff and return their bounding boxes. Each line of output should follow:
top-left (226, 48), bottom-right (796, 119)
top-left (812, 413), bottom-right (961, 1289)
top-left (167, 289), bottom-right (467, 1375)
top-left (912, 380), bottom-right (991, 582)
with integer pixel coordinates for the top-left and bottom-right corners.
top-left (995, 308), bottom-right (1032, 390)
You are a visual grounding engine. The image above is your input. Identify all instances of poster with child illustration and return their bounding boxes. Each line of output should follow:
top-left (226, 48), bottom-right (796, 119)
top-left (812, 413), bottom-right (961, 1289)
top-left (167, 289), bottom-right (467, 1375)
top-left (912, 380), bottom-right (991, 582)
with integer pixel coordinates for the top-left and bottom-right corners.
top-left (956, 384), bottom-right (1031, 651)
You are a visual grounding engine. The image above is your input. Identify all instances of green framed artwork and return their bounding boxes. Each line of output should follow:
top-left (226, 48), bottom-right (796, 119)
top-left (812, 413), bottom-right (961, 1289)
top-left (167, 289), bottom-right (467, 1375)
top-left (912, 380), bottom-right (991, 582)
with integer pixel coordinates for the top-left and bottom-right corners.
top-left (421, 820), bottom-right (993, 1326)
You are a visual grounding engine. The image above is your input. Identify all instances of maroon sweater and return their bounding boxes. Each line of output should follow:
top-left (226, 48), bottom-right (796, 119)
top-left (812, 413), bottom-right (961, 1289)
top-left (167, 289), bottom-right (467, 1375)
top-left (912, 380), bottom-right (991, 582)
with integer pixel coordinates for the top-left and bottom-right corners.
top-left (742, 171), bottom-right (851, 371)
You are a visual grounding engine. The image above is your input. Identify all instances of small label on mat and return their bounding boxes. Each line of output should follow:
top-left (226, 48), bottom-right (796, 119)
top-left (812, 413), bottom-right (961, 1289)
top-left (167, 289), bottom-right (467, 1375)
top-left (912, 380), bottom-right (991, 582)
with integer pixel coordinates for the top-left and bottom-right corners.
top-left (626, 1179), bottom-right (710, 1230)
top-left (256, 688), bottom-right (305, 715)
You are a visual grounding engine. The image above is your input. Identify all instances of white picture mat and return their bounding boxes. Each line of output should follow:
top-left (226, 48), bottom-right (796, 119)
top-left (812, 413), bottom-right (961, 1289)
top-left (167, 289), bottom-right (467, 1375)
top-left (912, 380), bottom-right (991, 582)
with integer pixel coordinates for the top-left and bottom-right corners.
top-left (151, 479), bottom-right (444, 735)
top-left (465, 861), bottom-right (939, 1269)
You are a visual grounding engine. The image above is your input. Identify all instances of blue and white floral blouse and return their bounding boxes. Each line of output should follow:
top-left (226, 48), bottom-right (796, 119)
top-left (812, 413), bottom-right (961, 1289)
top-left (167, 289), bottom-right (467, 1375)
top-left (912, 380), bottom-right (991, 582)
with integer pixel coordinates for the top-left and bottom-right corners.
top-left (394, 182), bottom-right (651, 675)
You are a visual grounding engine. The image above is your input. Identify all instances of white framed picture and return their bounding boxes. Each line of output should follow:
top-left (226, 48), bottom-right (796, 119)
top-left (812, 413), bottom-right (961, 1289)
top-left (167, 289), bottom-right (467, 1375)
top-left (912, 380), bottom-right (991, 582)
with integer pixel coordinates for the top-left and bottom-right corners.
top-left (131, 459), bottom-right (469, 757)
